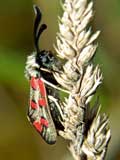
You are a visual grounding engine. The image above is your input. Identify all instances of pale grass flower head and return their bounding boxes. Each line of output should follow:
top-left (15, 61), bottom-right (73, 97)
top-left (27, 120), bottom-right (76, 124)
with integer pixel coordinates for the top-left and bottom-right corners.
top-left (53, 0), bottom-right (111, 159)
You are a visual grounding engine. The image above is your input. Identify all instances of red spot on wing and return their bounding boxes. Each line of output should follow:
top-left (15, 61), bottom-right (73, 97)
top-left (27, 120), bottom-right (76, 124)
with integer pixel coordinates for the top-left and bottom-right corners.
top-left (30, 77), bottom-right (39, 90)
top-left (33, 121), bottom-right (42, 132)
top-left (38, 98), bottom-right (46, 106)
top-left (40, 118), bottom-right (48, 127)
top-left (33, 118), bottom-right (48, 133)
top-left (38, 79), bottom-right (46, 97)
top-left (30, 100), bottom-right (38, 109)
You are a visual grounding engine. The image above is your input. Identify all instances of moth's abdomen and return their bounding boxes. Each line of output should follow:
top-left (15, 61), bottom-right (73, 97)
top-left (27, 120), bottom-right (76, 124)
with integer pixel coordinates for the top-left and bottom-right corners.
top-left (28, 76), bottom-right (57, 144)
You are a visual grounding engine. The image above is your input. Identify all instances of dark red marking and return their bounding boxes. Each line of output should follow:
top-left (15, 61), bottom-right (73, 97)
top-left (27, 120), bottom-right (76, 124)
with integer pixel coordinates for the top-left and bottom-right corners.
top-left (30, 77), bottom-right (39, 90)
top-left (30, 100), bottom-right (38, 109)
top-left (40, 118), bottom-right (48, 127)
top-left (33, 118), bottom-right (48, 133)
top-left (38, 98), bottom-right (46, 106)
top-left (38, 79), bottom-right (46, 97)
top-left (33, 121), bottom-right (42, 132)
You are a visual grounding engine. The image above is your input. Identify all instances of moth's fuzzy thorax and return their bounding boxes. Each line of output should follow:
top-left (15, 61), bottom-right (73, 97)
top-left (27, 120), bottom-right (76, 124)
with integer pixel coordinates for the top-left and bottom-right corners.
top-left (25, 52), bottom-right (39, 80)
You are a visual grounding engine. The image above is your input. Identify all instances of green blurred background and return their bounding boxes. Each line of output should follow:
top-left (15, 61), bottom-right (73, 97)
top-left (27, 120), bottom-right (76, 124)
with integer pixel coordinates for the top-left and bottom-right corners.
top-left (0, 0), bottom-right (120, 159)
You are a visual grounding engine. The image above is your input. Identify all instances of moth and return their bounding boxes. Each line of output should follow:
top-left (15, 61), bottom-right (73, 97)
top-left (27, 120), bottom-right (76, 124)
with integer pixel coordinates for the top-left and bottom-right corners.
top-left (25, 5), bottom-right (63, 144)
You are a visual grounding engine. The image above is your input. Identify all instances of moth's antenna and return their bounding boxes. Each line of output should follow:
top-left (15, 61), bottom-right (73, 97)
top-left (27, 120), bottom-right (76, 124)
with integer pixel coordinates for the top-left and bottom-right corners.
top-left (33, 5), bottom-right (47, 52)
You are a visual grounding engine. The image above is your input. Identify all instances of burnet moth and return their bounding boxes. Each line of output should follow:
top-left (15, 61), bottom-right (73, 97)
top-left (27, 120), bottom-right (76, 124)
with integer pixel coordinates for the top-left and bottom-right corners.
top-left (25, 5), bottom-right (63, 144)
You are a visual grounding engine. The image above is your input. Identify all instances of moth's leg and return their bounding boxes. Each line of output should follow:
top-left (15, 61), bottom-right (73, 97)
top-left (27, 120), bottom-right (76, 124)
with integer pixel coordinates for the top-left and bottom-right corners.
top-left (48, 95), bottom-right (64, 119)
top-left (48, 95), bottom-right (65, 129)
top-left (42, 78), bottom-right (70, 94)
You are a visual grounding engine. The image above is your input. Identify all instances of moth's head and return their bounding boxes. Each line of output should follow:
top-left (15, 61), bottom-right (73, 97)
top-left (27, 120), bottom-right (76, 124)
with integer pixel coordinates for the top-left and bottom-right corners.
top-left (36, 50), bottom-right (56, 70)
